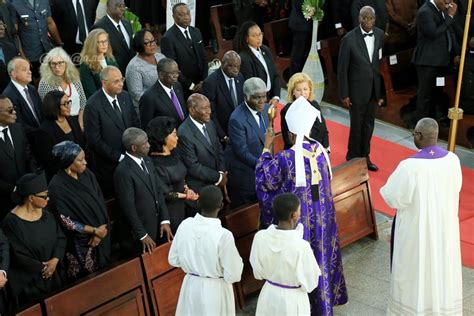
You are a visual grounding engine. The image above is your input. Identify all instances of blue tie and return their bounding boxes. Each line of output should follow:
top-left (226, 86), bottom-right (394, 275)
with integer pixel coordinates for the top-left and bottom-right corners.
top-left (257, 112), bottom-right (266, 134)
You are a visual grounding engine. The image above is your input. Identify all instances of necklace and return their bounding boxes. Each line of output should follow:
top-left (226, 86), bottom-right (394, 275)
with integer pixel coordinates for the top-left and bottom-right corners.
top-left (61, 83), bottom-right (72, 98)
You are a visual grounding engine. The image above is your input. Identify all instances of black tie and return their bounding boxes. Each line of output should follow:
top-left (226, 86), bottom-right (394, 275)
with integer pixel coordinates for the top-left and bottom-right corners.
top-left (112, 99), bottom-right (124, 124)
top-left (229, 79), bottom-right (238, 108)
top-left (202, 125), bottom-right (211, 144)
top-left (116, 24), bottom-right (128, 46)
top-left (1, 127), bottom-right (14, 153)
top-left (141, 159), bottom-right (149, 174)
top-left (184, 29), bottom-right (193, 48)
top-left (76, 0), bottom-right (87, 43)
top-left (257, 112), bottom-right (266, 134)
top-left (363, 32), bottom-right (374, 37)
top-left (24, 88), bottom-right (39, 124)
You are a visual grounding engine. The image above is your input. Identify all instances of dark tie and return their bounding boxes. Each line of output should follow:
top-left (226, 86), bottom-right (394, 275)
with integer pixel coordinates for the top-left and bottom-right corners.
top-left (76, 0), bottom-right (87, 43)
top-left (1, 127), bottom-right (14, 153)
top-left (228, 79), bottom-right (238, 108)
top-left (363, 32), bottom-right (374, 37)
top-left (257, 112), bottom-right (266, 134)
top-left (184, 29), bottom-right (193, 47)
top-left (140, 159), bottom-right (149, 174)
top-left (202, 125), bottom-right (211, 144)
top-left (24, 88), bottom-right (39, 123)
top-left (440, 12), bottom-right (453, 52)
top-left (116, 24), bottom-right (128, 46)
top-left (170, 89), bottom-right (185, 121)
top-left (112, 99), bottom-right (124, 124)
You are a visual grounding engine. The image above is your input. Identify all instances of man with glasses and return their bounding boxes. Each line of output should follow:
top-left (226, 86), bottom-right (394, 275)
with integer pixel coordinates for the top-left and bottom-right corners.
top-left (92, 0), bottom-right (134, 75)
top-left (84, 65), bottom-right (139, 197)
top-left (380, 118), bottom-right (463, 315)
top-left (139, 58), bottom-right (187, 128)
top-left (0, 94), bottom-right (36, 220)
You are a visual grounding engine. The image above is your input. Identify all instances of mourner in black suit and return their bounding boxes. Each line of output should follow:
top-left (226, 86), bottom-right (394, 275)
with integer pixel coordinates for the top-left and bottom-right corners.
top-left (51, 0), bottom-right (97, 55)
top-left (411, 0), bottom-right (459, 124)
top-left (91, 0), bottom-right (134, 75)
top-left (139, 58), bottom-right (187, 128)
top-left (201, 51), bottom-right (244, 143)
top-left (177, 94), bottom-right (227, 194)
top-left (338, 6), bottom-right (384, 171)
top-left (237, 21), bottom-right (281, 105)
top-left (0, 96), bottom-right (36, 220)
top-left (84, 66), bottom-right (139, 197)
top-left (0, 228), bottom-right (8, 315)
top-left (3, 57), bottom-right (43, 134)
top-left (113, 127), bottom-right (172, 255)
top-left (160, 3), bottom-right (208, 98)
top-left (0, 20), bottom-right (20, 92)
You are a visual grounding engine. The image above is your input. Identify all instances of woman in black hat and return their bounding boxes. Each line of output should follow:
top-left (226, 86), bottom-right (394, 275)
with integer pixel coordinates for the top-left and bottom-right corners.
top-left (48, 141), bottom-right (110, 280)
top-left (1, 172), bottom-right (66, 308)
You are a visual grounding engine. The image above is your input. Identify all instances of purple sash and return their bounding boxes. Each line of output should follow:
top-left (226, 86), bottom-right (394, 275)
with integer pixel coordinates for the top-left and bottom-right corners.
top-left (411, 146), bottom-right (449, 159)
top-left (266, 279), bottom-right (302, 289)
top-left (188, 273), bottom-right (223, 279)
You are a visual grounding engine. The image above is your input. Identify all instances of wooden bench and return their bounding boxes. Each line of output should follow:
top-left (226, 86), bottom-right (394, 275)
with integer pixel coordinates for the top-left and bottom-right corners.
top-left (331, 158), bottom-right (378, 247)
top-left (210, 3), bottom-right (236, 59)
top-left (222, 203), bottom-right (263, 309)
top-left (264, 18), bottom-right (290, 83)
top-left (141, 242), bottom-right (185, 316)
top-left (16, 303), bottom-right (43, 316)
top-left (44, 258), bottom-right (150, 315)
top-left (320, 36), bottom-right (342, 105)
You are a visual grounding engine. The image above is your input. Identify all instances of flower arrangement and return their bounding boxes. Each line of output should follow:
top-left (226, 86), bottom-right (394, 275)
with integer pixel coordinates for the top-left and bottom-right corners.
top-left (302, 0), bottom-right (325, 21)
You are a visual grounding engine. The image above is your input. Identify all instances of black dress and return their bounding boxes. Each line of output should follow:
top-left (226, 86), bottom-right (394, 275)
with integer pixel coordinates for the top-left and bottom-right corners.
top-left (151, 152), bottom-right (188, 233)
top-left (2, 210), bottom-right (66, 308)
top-left (48, 169), bottom-right (111, 280)
top-left (32, 117), bottom-right (85, 181)
top-left (280, 100), bottom-right (330, 150)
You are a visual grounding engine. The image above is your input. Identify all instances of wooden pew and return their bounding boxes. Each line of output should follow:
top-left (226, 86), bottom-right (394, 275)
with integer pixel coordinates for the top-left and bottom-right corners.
top-left (210, 3), bottom-right (236, 59)
top-left (16, 303), bottom-right (43, 316)
top-left (331, 158), bottom-right (378, 247)
top-left (44, 258), bottom-right (150, 315)
top-left (221, 203), bottom-right (264, 309)
top-left (264, 18), bottom-right (290, 83)
top-left (141, 242), bottom-right (185, 316)
top-left (320, 36), bottom-right (342, 105)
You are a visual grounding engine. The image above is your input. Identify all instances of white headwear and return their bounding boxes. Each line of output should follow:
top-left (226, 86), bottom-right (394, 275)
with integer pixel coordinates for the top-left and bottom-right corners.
top-left (286, 96), bottom-right (320, 187)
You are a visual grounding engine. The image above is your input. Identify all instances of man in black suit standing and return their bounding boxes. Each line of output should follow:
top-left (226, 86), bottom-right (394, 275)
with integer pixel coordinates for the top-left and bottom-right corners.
top-left (161, 3), bottom-right (208, 98)
top-left (139, 58), bottom-right (187, 128)
top-left (177, 94), bottom-right (227, 195)
top-left (411, 0), bottom-right (458, 125)
top-left (3, 57), bottom-right (43, 135)
top-left (84, 65), bottom-right (139, 197)
top-left (338, 6), bottom-right (384, 171)
top-left (0, 95), bottom-right (36, 220)
top-left (201, 51), bottom-right (244, 144)
top-left (92, 0), bottom-right (134, 75)
top-left (114, 127), bottom-right (172, 255)
top-left (51, 0), bottom-right (97, 55)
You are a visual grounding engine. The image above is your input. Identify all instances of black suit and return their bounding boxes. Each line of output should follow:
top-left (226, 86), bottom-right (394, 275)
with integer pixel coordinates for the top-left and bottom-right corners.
top-left (288, 0), bottom-right (312, 76)
top-left (160, 25), bottom-right (208, 93)
top-left (51, 0), bottom-right (96, 55)
top-left (177, 117), bottom-right (225, 193)
top-left (338, 26), bottom-right (384, 160)
top-left (239, 45), bottom-right (281, 99)
top-left (0, 123), bottom-right (36, 219)
top-left (412, 1), bottom-right (458, 121)
top-left (0, 39), bottom-right (19, 92)
top-left (84, 89), bottom-right (139, 196)
top-left (201, 69), bottom-right (244, 140)
top-left (91, 16), bottom-right (135, 75)
top-left (139, 80), bottom-right (187, 128)
top-left (0, 228), bottom-right (8, 314)
top-left (113, 155), bottom-right (170, 255)
top-left (3, 82), bottom-right (43, 134)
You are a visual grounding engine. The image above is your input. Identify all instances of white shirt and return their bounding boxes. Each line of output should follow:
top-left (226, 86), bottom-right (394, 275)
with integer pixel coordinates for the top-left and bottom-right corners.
top-left (249, 46), bottom-right (271, 92)
top-left (176, 24), bottom-right (192, 41)
top-left (158, 80), bottom-right (174, 99)
top-left (245, 102), bottom-right (263, 128)
top-left (360, 26), bottom-right (375, 62)
top-left (107, 14), bottom-right (130, 48)
top-left (11, 80), bottom-right (38, 120)
top-left (71, 0), bottom-right (89, 44)
top-left (102, 88), bottom-right (120, 111)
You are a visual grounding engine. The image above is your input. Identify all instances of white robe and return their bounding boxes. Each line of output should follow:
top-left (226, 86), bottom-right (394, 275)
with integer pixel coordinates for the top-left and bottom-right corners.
top-left (249, 224), bottom-right (321, 316)
top-left (380, 151), bottom-right (463, 315)
top-left (168, 213), bottom-right (243, 316)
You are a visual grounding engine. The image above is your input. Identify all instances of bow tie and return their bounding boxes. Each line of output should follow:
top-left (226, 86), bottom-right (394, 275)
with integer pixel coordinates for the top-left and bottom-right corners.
top-left (363, 32), bottom-right (374, 37)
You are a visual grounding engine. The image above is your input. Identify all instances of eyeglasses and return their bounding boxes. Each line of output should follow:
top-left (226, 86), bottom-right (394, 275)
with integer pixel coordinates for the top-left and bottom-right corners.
top-left (0, 106), bottom-right (16, 114)
top-left (34, 194), bottom-right (49, 200)
top-left (106, 77), bottom-right (126, 84)
top-left (61, 100), bottom-right (72, 107)
top-left (97, 39), bottom-right (109, 45)
top-left (49, 60), bottom-right (65, 67)
top-left (144, 39), bottom-right (157, 47)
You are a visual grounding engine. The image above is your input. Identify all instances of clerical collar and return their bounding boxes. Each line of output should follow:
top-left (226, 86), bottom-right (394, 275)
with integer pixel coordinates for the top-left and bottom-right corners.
top-left (411, 145), bottom-right (449, 159)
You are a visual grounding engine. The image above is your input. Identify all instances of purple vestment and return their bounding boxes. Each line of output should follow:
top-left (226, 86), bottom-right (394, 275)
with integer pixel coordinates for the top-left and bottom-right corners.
top-left (255, 141), bottom-right (348, 315)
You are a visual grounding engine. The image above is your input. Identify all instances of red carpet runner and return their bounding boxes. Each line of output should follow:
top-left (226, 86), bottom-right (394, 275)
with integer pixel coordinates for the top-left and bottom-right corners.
top-left (326, 120), bottom-right (474, 268)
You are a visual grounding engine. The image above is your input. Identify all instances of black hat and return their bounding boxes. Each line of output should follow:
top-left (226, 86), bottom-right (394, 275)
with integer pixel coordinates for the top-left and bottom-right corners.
top-left (14, 172), bottom-right (48, 197)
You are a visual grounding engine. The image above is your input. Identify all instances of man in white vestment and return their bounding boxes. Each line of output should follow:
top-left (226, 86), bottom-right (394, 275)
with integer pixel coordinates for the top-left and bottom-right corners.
top-left (250, 193), bottom-right (321, 316)
top-left (380, 118), bottom-right (463, 315)
top-left (168, 185), bottom-right (243, 315)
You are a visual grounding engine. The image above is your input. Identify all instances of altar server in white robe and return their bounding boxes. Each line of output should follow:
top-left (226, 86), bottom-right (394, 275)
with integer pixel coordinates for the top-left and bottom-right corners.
top-left (250, 193), bottom-right (321, 316)
top-left (168, 185), bottom-right (243, 316)
top-left (380, 118), bottom-right (463, 315)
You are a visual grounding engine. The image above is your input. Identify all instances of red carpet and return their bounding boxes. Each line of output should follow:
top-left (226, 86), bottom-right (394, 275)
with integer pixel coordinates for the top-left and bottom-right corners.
top-left (326, 120), bottom-right (474, 268)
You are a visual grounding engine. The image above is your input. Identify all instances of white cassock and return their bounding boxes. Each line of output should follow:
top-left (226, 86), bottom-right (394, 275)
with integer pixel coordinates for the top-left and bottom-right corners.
top-left (380, 147), bottom-right (463, 315)
top-left (249, 224), bottom-right (321, 316)
top-left (168, 213), bottom-right (243, 316)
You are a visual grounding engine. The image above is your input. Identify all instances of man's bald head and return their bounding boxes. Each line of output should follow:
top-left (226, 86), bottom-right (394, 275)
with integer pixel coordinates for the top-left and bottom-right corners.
top-left (222, 50), bottom-right (241, 78)
top-left (414, 118), bottom-right (439, 148)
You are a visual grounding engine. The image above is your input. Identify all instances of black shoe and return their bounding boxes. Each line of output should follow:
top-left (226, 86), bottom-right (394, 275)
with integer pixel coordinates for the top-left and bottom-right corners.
top-left (367, 162), bottom-right (379, 172)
